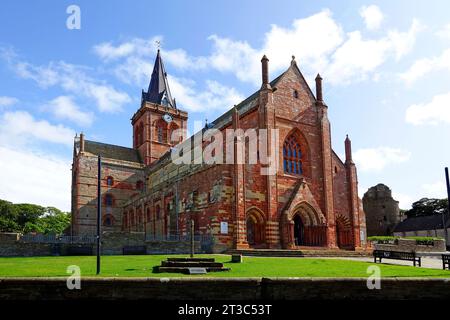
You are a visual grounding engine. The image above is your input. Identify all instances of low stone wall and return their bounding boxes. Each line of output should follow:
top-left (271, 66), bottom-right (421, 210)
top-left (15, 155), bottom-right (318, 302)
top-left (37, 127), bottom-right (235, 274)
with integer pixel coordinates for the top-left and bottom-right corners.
top-left (1, 277), bottom-right (450, 300)
top-left (0, 232), bottom-right (205, 257)
top-left (374, 238), bottom-right (446, 253)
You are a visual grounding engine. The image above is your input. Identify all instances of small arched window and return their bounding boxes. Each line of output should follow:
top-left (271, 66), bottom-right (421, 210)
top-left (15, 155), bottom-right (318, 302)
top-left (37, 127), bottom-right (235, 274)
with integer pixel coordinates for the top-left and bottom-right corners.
top-left (293, 90), bottom-right (299, 99)
top-left (103, 214), bottom-right (114, 227)
top-left (283, 134), bottom-right (303, 175)
top-left (106, 176), bottom-right (114, 186)
top-left (105, 194), bottom-right (114, 206)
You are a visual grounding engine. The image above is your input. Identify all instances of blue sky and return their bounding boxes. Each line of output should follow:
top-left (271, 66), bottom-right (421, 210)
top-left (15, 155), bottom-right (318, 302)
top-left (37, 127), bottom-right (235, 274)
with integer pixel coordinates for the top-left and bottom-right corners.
top-left (0, 0), bottom-right (450, 211)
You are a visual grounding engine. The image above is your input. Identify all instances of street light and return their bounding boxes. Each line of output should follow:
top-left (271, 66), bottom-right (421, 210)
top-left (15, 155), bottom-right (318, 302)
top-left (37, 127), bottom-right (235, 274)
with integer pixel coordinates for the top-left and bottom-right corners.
top-left (96, 155), bottom-right (102, 275)
top-left (444, 167), bottom-right (450, 249)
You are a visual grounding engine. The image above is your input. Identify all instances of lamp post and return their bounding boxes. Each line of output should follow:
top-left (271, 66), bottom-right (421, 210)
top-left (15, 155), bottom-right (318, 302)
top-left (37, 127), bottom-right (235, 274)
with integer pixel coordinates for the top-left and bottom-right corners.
top-left (444, 167), bottom-right (450, 248)
top-left (190, 219), bottom-right (195, 258)
top-left (96, 155), bottom-right (102, 275)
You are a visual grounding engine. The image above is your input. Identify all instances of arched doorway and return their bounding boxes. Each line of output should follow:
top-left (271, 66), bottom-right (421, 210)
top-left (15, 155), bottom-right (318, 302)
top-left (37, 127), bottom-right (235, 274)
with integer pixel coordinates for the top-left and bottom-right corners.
top-left (293, 215), bottom-right (304, 246)
top-left (290, 203), bottom-right (326, 247)
top-left (246, 210), bottom-right (265, 247)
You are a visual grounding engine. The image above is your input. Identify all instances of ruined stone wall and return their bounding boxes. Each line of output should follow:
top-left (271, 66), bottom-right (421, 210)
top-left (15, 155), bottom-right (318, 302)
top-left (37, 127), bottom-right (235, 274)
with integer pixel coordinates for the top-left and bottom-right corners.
top-left (363, 184), bottom-right (401, 236)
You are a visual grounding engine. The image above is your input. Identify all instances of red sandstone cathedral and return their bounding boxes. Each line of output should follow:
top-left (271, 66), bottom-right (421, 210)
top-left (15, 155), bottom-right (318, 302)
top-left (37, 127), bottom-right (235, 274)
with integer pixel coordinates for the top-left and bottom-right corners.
top-left (71, 50), bottom-right (367, 252)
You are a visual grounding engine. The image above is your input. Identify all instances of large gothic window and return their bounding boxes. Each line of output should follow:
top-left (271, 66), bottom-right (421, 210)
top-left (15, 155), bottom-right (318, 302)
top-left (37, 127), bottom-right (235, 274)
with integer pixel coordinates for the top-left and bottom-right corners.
top-left (283, 134), bottom-right (303, 175)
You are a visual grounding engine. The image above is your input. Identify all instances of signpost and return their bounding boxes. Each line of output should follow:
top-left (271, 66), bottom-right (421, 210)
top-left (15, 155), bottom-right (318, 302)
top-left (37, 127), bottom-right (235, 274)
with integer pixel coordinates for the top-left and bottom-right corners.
top-left (96, 155), bottom-right (102, 275)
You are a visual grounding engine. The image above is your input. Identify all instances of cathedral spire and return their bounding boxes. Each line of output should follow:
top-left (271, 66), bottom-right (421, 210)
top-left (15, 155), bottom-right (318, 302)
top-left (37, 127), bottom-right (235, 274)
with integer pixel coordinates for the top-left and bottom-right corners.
top-left (143, 49), bottom-right (176, 109)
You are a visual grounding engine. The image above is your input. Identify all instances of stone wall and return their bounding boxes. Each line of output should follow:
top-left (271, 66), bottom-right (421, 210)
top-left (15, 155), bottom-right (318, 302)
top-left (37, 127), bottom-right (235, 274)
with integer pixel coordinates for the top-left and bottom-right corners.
top-left (373, 238), bottom-right (446, 253)
top-left (1, 277), bottom-right (450, 300)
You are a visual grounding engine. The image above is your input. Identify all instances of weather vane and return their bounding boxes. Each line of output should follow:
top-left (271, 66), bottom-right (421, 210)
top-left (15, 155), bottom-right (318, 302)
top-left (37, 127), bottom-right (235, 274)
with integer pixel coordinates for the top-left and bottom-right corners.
top-left (155, 40), bottom-right (161, 50)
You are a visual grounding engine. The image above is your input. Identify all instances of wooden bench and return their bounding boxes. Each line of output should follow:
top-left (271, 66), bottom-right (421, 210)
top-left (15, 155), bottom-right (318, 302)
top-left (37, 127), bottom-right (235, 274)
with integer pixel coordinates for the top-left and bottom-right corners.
top-left (442, 254), bottom-right (450, 270)
top-left (122, 246), bottom-right (147, 255)
top-left (373, 250), bottom-right (421, 267)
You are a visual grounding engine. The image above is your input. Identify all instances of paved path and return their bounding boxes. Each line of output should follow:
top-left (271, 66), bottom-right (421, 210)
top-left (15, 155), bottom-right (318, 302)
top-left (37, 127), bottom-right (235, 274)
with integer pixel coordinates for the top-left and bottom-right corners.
top-left (323, 255), bottom-right (445, 269)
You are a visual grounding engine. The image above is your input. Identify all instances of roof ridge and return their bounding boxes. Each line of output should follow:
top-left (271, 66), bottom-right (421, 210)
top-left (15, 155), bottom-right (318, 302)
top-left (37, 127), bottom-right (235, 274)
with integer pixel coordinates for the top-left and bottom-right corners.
top-left (85, 139), bottom-right (135, 151)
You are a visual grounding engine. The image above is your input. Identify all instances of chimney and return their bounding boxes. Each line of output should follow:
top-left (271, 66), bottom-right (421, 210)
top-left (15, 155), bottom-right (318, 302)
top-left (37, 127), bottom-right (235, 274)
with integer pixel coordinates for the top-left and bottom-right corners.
top-left (80, 132), bottom-right (85, 153)
top-left (315, 74), bottom-right (323, 102)
top-left (345, 134), bottom-right (353, 164)
top-left (261, 55), bottom-right (271, 89)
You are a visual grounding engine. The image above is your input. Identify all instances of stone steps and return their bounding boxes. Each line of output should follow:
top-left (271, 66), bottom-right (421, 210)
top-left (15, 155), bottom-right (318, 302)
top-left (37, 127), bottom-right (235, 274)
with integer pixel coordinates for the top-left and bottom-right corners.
top-left (227, 249), bottom-right (371, 258)
top-left (154, 257), bottom-right (231, 274)
top-left (156, 266), bottom-right (231, 273)
top-left (167, 257), bottom-right (215, 262)
top-left (161, 261), bottom-right (224, 268)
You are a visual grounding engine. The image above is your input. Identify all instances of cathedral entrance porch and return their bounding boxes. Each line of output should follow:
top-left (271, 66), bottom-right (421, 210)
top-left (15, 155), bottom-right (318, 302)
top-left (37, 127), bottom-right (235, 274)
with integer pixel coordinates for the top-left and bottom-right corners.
top-left (281, 202), bottom-right (328, 249)
top-left (293, 214), bottom-right (327, 247)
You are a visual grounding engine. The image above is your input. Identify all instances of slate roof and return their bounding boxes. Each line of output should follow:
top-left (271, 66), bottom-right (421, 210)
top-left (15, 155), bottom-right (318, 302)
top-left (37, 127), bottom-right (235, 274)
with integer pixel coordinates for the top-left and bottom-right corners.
top-left (84, 140), bottom-right (142, 164)
top-left (142, 49), bottom-right (176, 109)
top-left (146, 72), bottom-right (287, 173)
top-left (393, 214), bottom-right (450, 232)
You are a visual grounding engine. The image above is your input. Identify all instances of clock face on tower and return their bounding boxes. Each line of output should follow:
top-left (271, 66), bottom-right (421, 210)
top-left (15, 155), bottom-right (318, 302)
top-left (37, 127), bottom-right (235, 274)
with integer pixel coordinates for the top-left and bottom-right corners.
top-left (163, 113), bottom-right (173, 123)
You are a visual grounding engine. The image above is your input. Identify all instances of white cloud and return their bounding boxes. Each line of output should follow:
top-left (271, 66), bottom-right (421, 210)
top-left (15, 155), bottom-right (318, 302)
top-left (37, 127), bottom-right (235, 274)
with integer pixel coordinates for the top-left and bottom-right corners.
top-left (93, 37), bottom-right (160, 61)
top-left (0, 110), bottom-right (75, 147)
top-left (0, 96), bottom-right (18, 108)
top-left (169, 76), bottom-right (244, 113)
top-left (436, 23), bottom-right (450, 40)
top-left (0, 146), bottom-right (71, 211)
top-left (3, 54), bottom-right (131, 113)
top-left (90, 9), bottom-right (422, 113)
top-left (400, 48), bottom-right (450, 85)
top-left (392, 191), bottom-right (414, 210)
top-left (113, 56), bottom-right (153, 87)
top-left (327, 19), bottom-right (422, 85)
top-left (207, 11), bottom-right (420, 86)
top-left (353, 147), bottom-right (411, 172)
top-left (163, 48), bottom-right (209, 71)
top-left (422, 181), bottom-right (447, 199)
top-left (43, 96), bottom-right (94, 126)
top-left (405, 92), bottom-right (450, 125)
top-left (326, 31), bottom-right (390, 84)
top-left (207, 9), bottom-right (344, 85)
top-left (94, 37), bottom-right (244, 113)
top-left (359, 5), bottom-right (384, 30)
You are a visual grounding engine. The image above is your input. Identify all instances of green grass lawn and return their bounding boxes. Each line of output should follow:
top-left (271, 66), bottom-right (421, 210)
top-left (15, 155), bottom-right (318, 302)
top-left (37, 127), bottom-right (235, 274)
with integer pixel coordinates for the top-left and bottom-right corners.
top-left (0, 254), bottom-right (449, 278)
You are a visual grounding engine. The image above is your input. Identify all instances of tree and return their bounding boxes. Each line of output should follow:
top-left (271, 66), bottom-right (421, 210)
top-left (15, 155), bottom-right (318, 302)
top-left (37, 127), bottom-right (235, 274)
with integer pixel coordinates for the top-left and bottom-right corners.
top-left (0, 199), bottom-right (18, 232)
top-left (14, 203), bottom-right (46, 230)
top-left (0, 199), bottom-right (70, 234)
top-left (37, 207), bottom-right (71, 234)
top-left (404, 198), bottom-right (449, 218)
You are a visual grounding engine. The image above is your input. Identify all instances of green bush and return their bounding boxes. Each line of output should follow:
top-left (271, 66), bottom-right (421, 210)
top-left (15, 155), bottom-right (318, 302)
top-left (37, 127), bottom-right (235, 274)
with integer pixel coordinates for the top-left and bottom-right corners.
top-left (367, 236), bottom-right (399, 242)
top-left (368, 236), bottom-right (443, 246)
top-left (403, 236), bottom-right (443, 241)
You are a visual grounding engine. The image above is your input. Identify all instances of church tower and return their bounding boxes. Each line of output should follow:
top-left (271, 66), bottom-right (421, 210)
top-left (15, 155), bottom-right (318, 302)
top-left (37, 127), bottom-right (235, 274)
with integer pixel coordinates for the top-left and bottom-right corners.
top-left (131, 49), bottom-right (188, 165)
